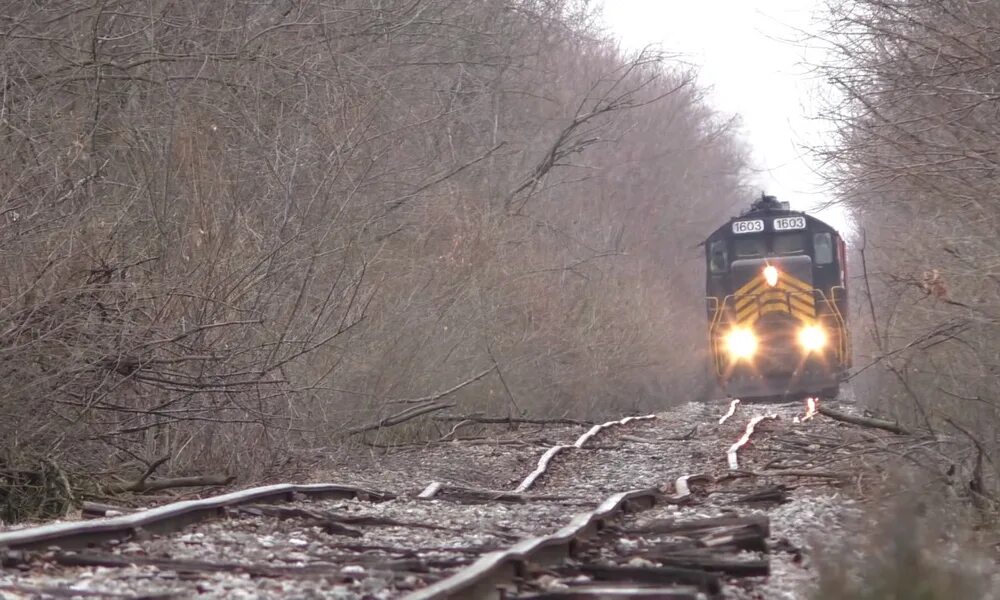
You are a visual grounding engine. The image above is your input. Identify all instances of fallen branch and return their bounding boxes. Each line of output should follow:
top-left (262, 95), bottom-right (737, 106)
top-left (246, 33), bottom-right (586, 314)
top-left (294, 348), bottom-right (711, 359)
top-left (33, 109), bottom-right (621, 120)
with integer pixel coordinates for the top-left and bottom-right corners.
top-left (818, 405), bottom-right (911, 435)
top-left (438, 418), bottom-right (473, 442)
top-left (107, 474), bottom-right (234, 494)
top-left (386, 368), bottom-right (495, 405)
top-left (348, 401), bottom-right (454, 435)
top-left (135, 455), bottom-right (170, 488)
top-left (432, 415), bottom-right (593, 426)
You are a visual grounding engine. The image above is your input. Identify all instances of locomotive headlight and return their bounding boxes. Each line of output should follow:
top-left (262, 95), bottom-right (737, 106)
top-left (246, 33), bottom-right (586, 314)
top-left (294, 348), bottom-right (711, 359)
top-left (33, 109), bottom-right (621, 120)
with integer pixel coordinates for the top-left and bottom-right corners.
top-left (798, 325), bottom-right (827, 352)
top-left (763, 265), bottom-right (779, 287)
top-left (724, 327), bottom-right (758, 360)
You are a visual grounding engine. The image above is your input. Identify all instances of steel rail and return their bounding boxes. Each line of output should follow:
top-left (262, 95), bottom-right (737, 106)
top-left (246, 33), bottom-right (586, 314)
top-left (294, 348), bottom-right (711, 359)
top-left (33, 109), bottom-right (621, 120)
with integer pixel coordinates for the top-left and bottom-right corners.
top-left (513, 444), bottom-right (572, 493)
top-left (0, 483), bottom-right (390, 553)
top-left (404, 487), bottom-right (661, 600)
top-left (513, 414), bottom-right (657, 493)
top-left (571, 415), bottom-right (657, 449)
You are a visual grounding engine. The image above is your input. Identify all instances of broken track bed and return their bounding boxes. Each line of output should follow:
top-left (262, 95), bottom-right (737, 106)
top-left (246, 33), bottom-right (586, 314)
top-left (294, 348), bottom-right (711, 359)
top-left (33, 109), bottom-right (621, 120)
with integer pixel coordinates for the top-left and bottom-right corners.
top-left (0, 415), bottom-right (659, 600)
top-left (0, 483), bottom-right (613, 599)
top-left (0, 401), bottom-right (936, 598)
top-left (500, 400), bottom-right (925, 599)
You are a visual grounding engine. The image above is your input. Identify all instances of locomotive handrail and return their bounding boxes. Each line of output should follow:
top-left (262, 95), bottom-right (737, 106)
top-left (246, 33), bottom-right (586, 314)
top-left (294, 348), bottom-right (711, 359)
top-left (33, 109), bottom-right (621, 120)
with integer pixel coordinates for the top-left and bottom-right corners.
top-left (708, 296), bottom-right (726, 376)
top-left (811, 289), bottom-right (844, 362)
top-left (820, 287), bottom-right (849, 363)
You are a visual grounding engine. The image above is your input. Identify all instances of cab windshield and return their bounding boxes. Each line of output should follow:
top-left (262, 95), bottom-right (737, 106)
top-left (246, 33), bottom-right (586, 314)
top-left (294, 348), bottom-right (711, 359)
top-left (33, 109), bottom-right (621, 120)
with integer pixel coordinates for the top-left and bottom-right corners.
top-left (773, 232), bottom-right (806, 255)
top-left (734, 237), bottom-right (766, 258)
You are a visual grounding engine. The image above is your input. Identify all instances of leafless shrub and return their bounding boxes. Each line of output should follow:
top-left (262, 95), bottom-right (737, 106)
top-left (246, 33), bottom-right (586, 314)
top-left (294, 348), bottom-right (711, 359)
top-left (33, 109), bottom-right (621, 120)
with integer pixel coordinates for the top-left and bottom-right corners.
top-left (814, 487), bottom-right (993, 600)
top-left (819, 0), bottom-right (1000, 498)
top-left (810, 448), bottom-right (998, 598)
top-left (0, 0), bottom-right (747, 517)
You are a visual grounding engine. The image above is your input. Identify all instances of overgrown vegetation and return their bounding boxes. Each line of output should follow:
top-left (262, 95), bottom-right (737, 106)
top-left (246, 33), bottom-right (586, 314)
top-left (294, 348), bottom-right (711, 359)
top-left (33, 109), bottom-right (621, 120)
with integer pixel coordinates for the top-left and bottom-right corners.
top-left (0, 0), bottom-right (748, 520)
top-left (816, 0), bottom-right (1000, 591)
top-left (813, 487), bottom-right (992, 600)
top-left (820, 0), bottom-right (1000, 499)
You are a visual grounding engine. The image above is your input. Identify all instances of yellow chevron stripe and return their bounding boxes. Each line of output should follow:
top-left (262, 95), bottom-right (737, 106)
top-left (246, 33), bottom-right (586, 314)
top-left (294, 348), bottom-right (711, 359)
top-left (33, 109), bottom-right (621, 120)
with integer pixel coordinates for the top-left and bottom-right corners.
top-left (781, 275), bottom-right (814, 294)
top-left (790, 298), bottom-right (815, 316)
top-left (736, 291), bottom-right (779, 321)
top-left (736, 303), bottom-right (755, 323)
top-left (729, 267), bottom-right (819, 327)
top-left (736, 284), bottom-right (814, 313)
top-left (734, 294), bottom-right (816, 324)
top-left (735, 277), bottom-right (764, 297)
top-left (786, 290), bottom-right (815, 303)
top-left (740, 288), bottom-right (783, 305)
top-left (786, 290), bottom-right (814, 305)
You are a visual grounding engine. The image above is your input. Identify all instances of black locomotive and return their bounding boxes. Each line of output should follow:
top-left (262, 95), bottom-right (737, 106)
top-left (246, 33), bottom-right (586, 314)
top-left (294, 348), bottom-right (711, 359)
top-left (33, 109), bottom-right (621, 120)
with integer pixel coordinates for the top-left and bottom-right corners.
top-left (704, 195), bottom-right (850, 401)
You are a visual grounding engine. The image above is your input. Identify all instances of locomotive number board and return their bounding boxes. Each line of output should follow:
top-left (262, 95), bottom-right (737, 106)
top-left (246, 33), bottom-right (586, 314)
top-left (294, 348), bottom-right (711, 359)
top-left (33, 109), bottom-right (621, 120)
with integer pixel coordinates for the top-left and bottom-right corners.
top-left (731, 219), bottom-right (764, 234)
top-left (773, 216), bottom-right (806, 231)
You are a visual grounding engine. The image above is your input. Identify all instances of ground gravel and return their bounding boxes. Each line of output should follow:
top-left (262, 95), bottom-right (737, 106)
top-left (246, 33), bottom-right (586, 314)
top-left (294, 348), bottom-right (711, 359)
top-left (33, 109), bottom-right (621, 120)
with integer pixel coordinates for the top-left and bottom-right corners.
top-left (3, 397), bottom-right (996, 599)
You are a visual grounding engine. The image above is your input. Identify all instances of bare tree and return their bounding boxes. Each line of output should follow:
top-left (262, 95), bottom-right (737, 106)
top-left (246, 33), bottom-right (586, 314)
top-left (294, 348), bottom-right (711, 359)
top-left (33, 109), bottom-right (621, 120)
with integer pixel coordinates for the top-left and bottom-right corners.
top-left (819, 0), bottom-right (1000, 496)
top-left (0, 0), bottom-right (748, 521)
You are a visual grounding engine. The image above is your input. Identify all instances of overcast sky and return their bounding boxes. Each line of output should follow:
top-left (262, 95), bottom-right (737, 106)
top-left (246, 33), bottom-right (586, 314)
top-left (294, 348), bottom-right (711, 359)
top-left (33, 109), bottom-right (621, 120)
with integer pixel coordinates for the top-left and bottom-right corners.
top-left (599, 0), bottom-right (849, 231)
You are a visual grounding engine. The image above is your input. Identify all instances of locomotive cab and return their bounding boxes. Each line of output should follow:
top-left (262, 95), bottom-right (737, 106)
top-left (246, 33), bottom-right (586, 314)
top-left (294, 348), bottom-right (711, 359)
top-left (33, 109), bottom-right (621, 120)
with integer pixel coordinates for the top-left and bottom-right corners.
top-left (705, 195), bottom-right (850, 401)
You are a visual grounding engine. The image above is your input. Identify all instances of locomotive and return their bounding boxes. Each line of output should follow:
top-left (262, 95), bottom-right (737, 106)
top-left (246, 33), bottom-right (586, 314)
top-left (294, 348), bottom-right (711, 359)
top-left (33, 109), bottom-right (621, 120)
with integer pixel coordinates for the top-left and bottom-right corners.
top-left (704, 195), bottom-right (850, 401)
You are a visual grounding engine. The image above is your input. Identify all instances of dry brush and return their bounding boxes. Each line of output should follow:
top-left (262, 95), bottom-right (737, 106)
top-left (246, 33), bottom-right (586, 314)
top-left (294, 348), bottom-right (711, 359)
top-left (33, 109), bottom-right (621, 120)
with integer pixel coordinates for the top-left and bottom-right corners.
top-left (819, 0), bottom-right (1000, 520)
top-left (0, 0), bottom-right (748, 520)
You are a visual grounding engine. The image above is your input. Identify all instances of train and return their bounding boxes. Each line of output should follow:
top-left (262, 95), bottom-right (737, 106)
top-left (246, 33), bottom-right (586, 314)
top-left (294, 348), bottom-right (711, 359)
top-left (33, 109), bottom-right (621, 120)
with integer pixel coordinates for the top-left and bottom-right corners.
top-left (704, 194), bottom-right (850, 401)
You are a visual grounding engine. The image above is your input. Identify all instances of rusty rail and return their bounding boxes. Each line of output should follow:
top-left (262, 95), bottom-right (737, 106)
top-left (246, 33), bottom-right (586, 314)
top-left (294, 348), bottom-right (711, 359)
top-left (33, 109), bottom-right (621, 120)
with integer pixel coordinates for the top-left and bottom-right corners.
top-left (404, 487), bottom-right (661, 600)
top-left (0, 483), bottom-right (390, 553)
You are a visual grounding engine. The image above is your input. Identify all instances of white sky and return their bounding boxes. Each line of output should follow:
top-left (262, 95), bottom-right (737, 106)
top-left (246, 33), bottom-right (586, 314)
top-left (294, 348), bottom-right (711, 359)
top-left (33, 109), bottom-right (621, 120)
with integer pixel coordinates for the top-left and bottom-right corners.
top-left (599, 0), bottom-right (850, 232)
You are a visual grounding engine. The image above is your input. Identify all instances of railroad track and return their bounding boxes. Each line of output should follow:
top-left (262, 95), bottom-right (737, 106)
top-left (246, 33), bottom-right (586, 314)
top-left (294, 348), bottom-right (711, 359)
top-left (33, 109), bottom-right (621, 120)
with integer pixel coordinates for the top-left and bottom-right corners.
top-left (0, 400), bottom-right (911, 599)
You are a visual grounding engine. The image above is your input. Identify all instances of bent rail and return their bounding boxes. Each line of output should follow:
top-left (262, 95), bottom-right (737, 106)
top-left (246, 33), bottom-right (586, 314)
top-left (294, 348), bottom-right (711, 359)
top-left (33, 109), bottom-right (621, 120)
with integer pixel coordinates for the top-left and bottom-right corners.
top-left (0, 483), bottom-right (390, 553)
top-left (404, 487), bottom-right (661, 600)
